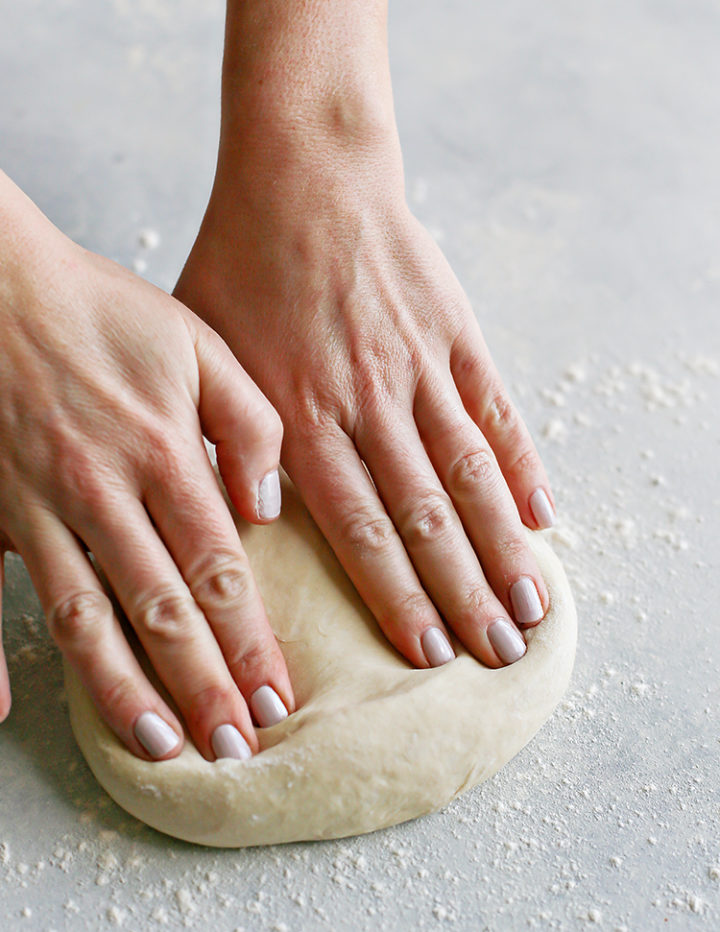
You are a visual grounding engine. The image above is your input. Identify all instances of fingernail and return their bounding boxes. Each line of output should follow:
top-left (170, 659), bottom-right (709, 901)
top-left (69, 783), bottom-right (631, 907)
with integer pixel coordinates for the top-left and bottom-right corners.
top-left (134, 711), bottom-right (181, 759)
top-left (250, 685), bottom-right (288, 727)
top-left (421, 627), bottom-right (456, 667)
top-left (529, 488), bottom-right (555, 529)
top-left (257, 469), bottom-right (281, 520)
top-left (211, 723), bottom-right (252, 761)
top-left (510, 577), bottom-right (544, 625)
top-left (487, 617), bottom-right (527, 664)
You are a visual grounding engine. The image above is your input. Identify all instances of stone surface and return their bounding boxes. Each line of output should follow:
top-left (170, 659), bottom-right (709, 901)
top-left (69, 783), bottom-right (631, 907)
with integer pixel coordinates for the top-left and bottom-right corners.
top-left (1, 0), bottom-right (719, 928)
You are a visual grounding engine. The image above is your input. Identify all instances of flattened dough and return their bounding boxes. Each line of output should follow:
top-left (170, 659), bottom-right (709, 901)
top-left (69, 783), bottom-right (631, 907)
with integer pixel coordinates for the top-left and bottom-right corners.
top-left (65, 480), bottom-right (576, 847)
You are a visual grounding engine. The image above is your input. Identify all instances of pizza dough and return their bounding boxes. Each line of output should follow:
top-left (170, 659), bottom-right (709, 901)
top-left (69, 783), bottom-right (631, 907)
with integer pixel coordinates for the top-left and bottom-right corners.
top-left (65, 480), bottom-right (576, 848)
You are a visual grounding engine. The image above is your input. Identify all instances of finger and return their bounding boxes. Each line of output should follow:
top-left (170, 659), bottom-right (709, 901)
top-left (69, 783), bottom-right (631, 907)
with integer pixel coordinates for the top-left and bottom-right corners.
top-left (14, 510), bottom-right (183, 760)
top-left (185, 310), bottom-right (284, 524)
top-left (450, 325), bottom-right (556, 530)
top-left (356, 408), bottom-right (526, 667)
top-left (415, 377), bottom-right (549, 631)
top-left (0, 552), bottom-right (11, 721)
top-left (283, 421), bottom-right (455, 669)
top-left (82, 494), bottom-right (259, 760)
top-left (143, 445), bottom-right (294, 727)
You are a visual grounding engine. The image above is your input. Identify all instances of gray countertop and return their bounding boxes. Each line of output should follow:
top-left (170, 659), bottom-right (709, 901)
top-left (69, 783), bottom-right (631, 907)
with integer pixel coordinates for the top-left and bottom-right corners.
top-left (1, 1), bottom-right (718, 929)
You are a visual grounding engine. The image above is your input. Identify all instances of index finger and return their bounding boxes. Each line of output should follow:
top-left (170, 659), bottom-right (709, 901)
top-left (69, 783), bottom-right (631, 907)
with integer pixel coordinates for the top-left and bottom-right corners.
top-left (143, 445), bottom-right (295, 727)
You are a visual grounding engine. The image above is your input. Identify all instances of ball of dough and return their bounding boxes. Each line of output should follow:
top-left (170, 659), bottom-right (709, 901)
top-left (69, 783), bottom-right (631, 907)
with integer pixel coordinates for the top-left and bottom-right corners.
top-left (65, 480), bottom-right (576, 847)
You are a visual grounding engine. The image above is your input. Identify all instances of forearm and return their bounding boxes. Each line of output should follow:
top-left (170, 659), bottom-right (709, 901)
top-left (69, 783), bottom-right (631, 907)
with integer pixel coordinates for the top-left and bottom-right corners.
top-left (220, 0), bottom-right (397, 161)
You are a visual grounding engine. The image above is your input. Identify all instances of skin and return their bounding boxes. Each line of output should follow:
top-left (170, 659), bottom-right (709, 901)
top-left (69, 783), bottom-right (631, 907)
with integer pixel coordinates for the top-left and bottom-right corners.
top-left (175, 0), bottom-right (556, 671)
top-left (0, 171), bottom-right (294, 760)
top-left (1, 0), bottom-right (555, 763)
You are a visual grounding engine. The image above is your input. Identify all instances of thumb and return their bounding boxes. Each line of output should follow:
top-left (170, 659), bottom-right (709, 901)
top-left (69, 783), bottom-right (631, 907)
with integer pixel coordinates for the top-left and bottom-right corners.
top-left (189, 314), bottom-right (284, 524)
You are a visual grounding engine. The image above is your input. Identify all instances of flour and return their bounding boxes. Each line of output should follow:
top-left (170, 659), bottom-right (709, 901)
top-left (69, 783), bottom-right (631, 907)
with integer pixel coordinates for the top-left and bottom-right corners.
top-left (137, 228), bottom-right (161, 250)
top-left (1, 347), bottom-right (718, 930)
top-left (542, 417), bottom-right (567, 441)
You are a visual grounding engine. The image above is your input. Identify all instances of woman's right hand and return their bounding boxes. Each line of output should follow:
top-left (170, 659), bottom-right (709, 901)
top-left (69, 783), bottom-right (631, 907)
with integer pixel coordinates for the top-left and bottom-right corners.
top-left (0, 171), bottom-right (294, 761)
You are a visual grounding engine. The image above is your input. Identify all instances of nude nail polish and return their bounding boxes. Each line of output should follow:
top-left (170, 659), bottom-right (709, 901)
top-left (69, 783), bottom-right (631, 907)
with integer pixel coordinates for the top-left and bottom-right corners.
top-left (211, 724), bottom-right (252, 761)
top-left (421, 627), bottom-right (456, 667)
top-left (510, 577), bottom-right (544, 626)
top-left (487, 618), bottom-right (527, 664)
top-left (134, 711), bottom-right (180, 759)
top-left (257, 469), bottom-right (281, 520)
top-left (250, 685), bottom-right (288, 727)
top-left (529, 488), bottom-right (555, 529)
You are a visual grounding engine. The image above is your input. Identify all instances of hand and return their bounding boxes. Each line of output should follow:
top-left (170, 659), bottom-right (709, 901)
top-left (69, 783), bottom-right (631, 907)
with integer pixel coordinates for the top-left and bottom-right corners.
top-left (175, 93), bottom-right (556, 671)
top-left (0, 173), bottom-right (294, 761)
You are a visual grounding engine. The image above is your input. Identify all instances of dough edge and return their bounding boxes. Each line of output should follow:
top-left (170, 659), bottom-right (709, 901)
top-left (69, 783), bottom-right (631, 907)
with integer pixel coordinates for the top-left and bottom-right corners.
top-left (64, 528), bottom-right (576, 848)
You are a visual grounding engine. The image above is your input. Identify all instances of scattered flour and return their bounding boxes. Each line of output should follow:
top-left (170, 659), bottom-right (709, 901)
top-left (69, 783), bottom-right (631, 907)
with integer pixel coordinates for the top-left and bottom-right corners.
top-left (137, 227), bottom-right (161, 250)
top-left (0, 347), bottom-right (718, 931)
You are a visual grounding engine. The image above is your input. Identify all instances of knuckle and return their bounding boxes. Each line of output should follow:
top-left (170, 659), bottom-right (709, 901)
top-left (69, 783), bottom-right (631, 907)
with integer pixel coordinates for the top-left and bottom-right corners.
top-left (289, 380), bottom-right (342, 434)
top-left (55, 444), bottom-right (91, 492)
top-left (346, 353), bottom-right (401, 424)
top-left (265, 407), bottom-right (284, 449)
top-left (243, 397), bottom-right (282, 448)
top-left (190, 552), bottom-right (254, 612)
top-left (402, 494), bottom-right (455, 546)
top-left (94, 675), bottom-right (136, 714)
top-left (146, 431), bottom-right (185, 484)
top-left (227, 641), bottom-right (277, 683)
top-left (134, 590), bottom-right (199, 642)
top-left (463, 585), bottom-right (496, 621)
top-left (495, 534), bottom-right (530, 565)
top-left (508, 445), bottom-right (541, 480)
top-left (183, 683), bottom-right (236, 730)
top-left (343, 509), bottom-right (396, 557)
top-left (452, 344), bottom-right (485, 383)
top-left (384, 589), bottom-right (432, 631)
top-left (48, 591), bottom-right (110, 644)
top-left (54, 445), bottom-right (113, 518)
top-left (486, 390), bottom-right (517, 430)
top-left (355, 373), bottom-right (389, 420)
top-left (448, 447), bottom-right (497, 497)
